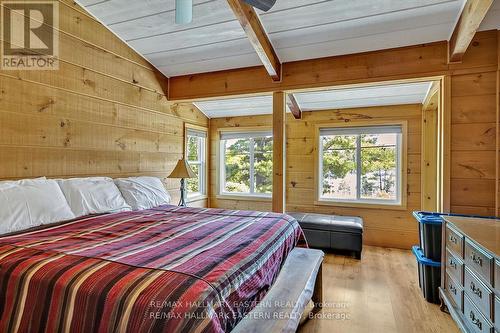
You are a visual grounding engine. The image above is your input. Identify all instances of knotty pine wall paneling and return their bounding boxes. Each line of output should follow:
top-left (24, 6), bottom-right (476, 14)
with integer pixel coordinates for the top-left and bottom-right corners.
top-left (448, 31), bottom-right (499, 216)
top-left (0, 0), bottom-right (208, 208)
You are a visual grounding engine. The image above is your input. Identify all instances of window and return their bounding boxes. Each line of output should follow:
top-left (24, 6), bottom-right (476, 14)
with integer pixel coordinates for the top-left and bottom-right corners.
top-left (186, 127), bottom-right (207, 198)
top-left (318, 125), bottom-right (403, 205)
top-left (219, 130), bottom-right (273, 197)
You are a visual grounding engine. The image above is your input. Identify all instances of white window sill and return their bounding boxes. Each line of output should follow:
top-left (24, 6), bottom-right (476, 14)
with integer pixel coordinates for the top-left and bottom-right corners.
top-left (216, 194), bottom-right (272, 202)
top-left (315, 199), bottom-right (406, 210)
top-left (187, 194), bottom-right (207, 203)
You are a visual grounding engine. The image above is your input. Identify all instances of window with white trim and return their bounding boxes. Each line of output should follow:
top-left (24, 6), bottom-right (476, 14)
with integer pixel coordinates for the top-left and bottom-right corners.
top-left (318, 125), bottom-right (403, 204)
top-left (186, 128), bottom-right (207, 198)
top-left (219, 130), bottom-right (273, 197)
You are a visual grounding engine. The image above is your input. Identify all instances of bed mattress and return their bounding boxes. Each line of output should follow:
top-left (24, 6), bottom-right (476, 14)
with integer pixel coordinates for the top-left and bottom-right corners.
top-left (0, 205), bottom-right (305, 333)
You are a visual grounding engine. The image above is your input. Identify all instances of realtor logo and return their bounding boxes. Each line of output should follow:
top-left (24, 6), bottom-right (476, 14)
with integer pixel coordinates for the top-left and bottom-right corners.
top-left (1, 0), bottom-right (59, 70)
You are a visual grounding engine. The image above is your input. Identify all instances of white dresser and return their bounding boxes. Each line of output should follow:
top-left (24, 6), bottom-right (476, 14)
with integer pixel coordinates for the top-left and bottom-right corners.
top-left (439, 216), bottom-right (500, 333)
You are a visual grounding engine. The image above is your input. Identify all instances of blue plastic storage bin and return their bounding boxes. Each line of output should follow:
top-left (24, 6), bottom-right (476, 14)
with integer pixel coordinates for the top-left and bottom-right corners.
top-left (412, 245), bottom-right (441, 304)
top-left (413, 211), bottom-right (445, 262)
top-left (413, 211), bottom-right (496, 262)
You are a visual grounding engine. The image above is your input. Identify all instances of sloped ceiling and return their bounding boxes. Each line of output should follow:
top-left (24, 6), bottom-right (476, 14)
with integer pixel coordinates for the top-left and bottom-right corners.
top-left (77, 0), bottom-right (473, 77)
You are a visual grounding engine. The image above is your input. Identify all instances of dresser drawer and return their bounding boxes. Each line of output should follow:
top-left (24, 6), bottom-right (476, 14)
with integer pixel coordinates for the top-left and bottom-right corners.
top-left (447, 249), bottom-right (464, 284)
top-left (495, 260), bottom-right (499, 293)
top-left (494, 296), bottom-right (499, 331)
top-left (464, 294), bottom-right (494, 333)
top-left (446, 224), bottom-right (464, 258)
top-left (465, 267), bottom-right (493, 320)
top-left (446, 272), bottom-right (463, 311)
top-left (465, 239), bottom-right (494, 286)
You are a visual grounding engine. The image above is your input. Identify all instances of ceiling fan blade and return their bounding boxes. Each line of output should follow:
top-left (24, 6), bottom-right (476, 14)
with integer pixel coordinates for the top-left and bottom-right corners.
top-left (242, 0), bottom-right (277, 12)
top-left (175, 0), bottom-right (193, 24)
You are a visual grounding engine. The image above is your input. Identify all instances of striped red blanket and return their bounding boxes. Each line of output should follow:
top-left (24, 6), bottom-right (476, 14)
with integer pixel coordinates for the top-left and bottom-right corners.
top-left (0, 205), bottom-right (305, 333)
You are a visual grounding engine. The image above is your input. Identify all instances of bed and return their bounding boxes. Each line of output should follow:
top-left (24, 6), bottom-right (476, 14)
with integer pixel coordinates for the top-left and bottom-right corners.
top-left (0, 204), bottom-right (322, 333)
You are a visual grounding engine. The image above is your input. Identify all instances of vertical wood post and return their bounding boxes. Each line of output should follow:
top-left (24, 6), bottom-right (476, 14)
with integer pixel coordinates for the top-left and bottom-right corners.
top-left (440, 76), bottom-right (452, 213)
top-left (273, 92), bottom-right (286, 213)
top-left (496, 31), bottom-right (499, 217)
top-left (421, 82), bottom-right (439, 212)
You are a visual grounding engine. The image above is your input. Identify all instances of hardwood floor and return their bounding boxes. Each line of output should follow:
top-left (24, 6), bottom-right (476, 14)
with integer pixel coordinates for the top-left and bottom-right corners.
top-left (299, 246), bottom-right (459, 333)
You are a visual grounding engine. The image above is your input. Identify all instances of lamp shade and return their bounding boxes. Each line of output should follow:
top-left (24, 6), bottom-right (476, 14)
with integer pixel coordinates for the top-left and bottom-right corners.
top-left (168, 158), bottom-right (196, 179)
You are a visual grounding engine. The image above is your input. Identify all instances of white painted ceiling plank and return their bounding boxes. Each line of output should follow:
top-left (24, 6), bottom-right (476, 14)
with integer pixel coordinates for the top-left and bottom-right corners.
top-left (277, 24), bottom-right (453, 63)
top-left (146, 38), bottom-right (254, 67)
top-left (77, 0), bottom-right (105, 6)
top-left (111, 1), bottom-right (235, 41)
top-left (83, 0), bottom-right (209, 25)
top-left (271, 3), bottom-right (458, 61)
top-left (198, 97), bottom-right (271, 107)
top-left (130, 20), bottom-right (246, 54)
top-left (298, 95), bottom-right (427, 111)
top-left (204, 109), bottom-right (272, 118)
top-left (195, 82), bottom-right (431, 118)
top-left (295, 82), bottom-right (430, 100)
top-left (260, 0), bottom-right (455, 33)
top-left (157, 53), bottom-right (261, 77)
top-left (479, 0), bottom-right (500, 30)
top-left (195, 95), bottom-right (273, 118)
top-left (269, 1), bottom-right (459, 45)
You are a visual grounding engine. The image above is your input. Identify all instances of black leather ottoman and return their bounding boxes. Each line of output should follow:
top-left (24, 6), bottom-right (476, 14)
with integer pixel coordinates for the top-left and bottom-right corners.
top-left (289, 212), bottom-right (363, 259)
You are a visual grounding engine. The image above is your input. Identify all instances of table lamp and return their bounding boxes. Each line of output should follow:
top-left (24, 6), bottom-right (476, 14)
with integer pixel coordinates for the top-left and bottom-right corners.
top-left (168, 158), bottom-right (196, 207)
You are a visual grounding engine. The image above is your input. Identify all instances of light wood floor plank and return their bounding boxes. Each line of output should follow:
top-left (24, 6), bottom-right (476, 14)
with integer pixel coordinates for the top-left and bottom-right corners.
top-left (298, 246), bottom-right (458, 333)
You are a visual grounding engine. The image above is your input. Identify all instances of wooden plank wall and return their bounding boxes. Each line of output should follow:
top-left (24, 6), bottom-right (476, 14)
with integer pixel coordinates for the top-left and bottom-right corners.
top-left (449, 31), bottom-right (498, 216)
top-left (0, 0), bottom-right (208, 207)
top-left (209, 104), bottom-right (422, 249)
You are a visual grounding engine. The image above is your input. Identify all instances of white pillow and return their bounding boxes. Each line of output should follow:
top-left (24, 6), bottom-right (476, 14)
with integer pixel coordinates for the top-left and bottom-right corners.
top-left (0, 176), bottom-right (46, 184)
top-left (57, 177), bottom-right (131, 217)
top-left (0, 178), bottom-right (75, 234)
top-left (114, 176), bottom-right (171, 210)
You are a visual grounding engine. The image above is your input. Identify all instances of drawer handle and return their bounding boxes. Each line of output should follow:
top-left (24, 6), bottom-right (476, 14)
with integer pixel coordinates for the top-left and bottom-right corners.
top-left (449, 235), bottom-right (458, 244)
top-left (449, 259), bottom-right (457, 269)
top-left (469, 311), bottom-right (482, 330)
top-left (448, 283), bottom-right (457, 295)
top-left (469, 281), bottom-right (482, 298)
top-left (470, 252), bottom-right (483, 266)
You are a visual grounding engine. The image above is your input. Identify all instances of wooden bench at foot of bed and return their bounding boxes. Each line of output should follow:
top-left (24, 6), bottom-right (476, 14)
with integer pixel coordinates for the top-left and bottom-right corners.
top-left (232, 248), bottom-right (324, 333)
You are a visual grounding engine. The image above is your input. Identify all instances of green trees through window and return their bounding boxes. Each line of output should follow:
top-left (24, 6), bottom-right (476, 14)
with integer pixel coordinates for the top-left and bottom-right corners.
top-left (221, 133), bottom-right (273, 196)
top-left (186, 130), bottom-right (206, 196)
top-left (319, 126), bottom-right (401, 203)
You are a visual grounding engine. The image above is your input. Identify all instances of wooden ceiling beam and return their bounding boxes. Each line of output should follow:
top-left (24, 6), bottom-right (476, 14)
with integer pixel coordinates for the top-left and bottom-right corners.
top-left (286, 94), bottom-right (302, 119)
top-left (168, 30), bottom-right (498, 100)
top-left (226, 0), bottom-right (281, 81)
top-left (448, 0), bottom-right (493, 63)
